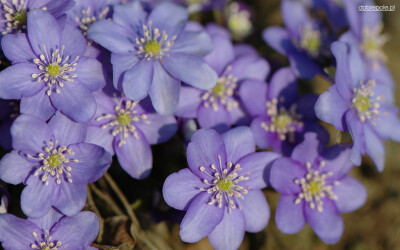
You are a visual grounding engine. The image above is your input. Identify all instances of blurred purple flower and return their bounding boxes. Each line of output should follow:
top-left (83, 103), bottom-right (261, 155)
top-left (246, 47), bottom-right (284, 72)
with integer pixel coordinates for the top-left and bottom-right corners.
top-left (175, 24), bottom-right (270, 133)
top-left (0, 112), bottom-right (112, 218)
top-left (87, 1), bottom-right (217, 115)
top-left (263, 0), bottom-right (335, 79)
top-left (0, 185), bottom-right (8, 214)
top-left (340, 0), bottom-right (394, 86)
top-left (163, 127), bottom-right (280, 249)
top-left (86, 90), bottom-right (177, 179)
top-left (0, 9), bottom-right (106, 123)
top-left (240, 67), bottom-right (328, 155)
top-left (270, 133), bottom-right (367, 244)
top-left (0, 0), bottom-right (74, 35)
top-left (315, 41), bottom-right (400, 171)
top-left (0, 209), bottom-right (99, 249)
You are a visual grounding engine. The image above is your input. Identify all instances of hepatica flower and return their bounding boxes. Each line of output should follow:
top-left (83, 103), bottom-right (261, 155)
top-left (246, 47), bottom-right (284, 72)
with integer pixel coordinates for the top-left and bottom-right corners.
top-left (315, 41), bottom-right (400, 171)
top-left (87, 1), bottom-right (217, 115)
top-left (67, 0), bottom-right (113, 39)
top-left (0, 209), bottom-right (99, 249)
top-left (86, 91), bottom-right (177, 179)
top-left (0, 0), bottom-right (74, 35)
top-left (163, 127), bottom-right (280, 249)
top-left (0, 9), bottom-right (106, 123)
top-left (270, 133), bottom-right (367, 244)
top-left (340, 0), bottom-right (394, 86)
top-left (263, 0), bottom-right (334, 78)
top-left (0, 112), bottom-right (112, 218)
top-left (240, 67), bottom-right (328, 155)
top-left (175, 24), bottom-right (270, 132)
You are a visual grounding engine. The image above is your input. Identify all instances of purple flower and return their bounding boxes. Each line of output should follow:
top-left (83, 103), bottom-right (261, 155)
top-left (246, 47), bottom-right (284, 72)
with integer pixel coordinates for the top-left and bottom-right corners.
top-left (67, 0), bottom-right (114, 39)
top-left (0, 185), bottom-right (8, 214)
top-left (0, 209), bottom-right (99, 249)
top-left (175, 24), bottom-right (270, 132)
top-left (262, 0), bottom-right (334, 79)
top-left (86, 90), bottom-right (177, 179)
top-left (0, 112), bottom-right (112, 218)
top-left (0, 0), bottom-right (74, 35)
top-left (270, 133), bottom-right (367, 244)
top-left (0, 9), bottom-right (106, 123)
top-left (340, 0), bottom-right (394, 86)
top-left (163, 127), bottom-right (280, 249)
top-left (87, 1), bottom-right (217, 115)
top-left (240, 67), bottom-right (328, 155)
top-left (315, 41), bottom-right (400, 171)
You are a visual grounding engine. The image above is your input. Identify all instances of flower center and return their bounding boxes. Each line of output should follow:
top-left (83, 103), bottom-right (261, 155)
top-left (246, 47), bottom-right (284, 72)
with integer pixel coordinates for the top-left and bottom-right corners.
top-left (227, 2), bottom-right (252, 38)
top-left (308, 181), bottom-right (321, 195)
top-left (48, 154), bottom-right (62, 168)
top-left (31, 230), bottom-right (62, 250)
top-left (201, 69), bottom-right (239, 112)
top-left (212, 83), bottom-right (226, 96)
top-left (46, 63), bottom-right (61, 77)
top-left (136, 21), bottom-right (177, 60)
top-left (261, 98), bottom-right (303, 141)
top-left (74, 6), bottom-right (110, 38)
top-left (1, 0), bottom-right (28, 35)
top-left (13, 10), bottom-right (27, 23)
top-left (32, 45), bottom-right (79, 96)
top-left (294, 161), bottom-right (339, 212)
top-left (352, 79), bottom-right (384, 123)
top-left (199, 155), bottom-right (249, 213)
top-left (299, 24), bottom-right (321, 57)
top-left (217, 178), bottom-right (234, 192)
top-left (117, 112), bottom-right (132, 126)
top-left (144, 40), bottom-right (161, 55)
top-left (361, 23), bottom-right (388, 68)
top-left (353, 96), bottom-right (370, 113)
top-left (27, 141), bottom-right (77, 185)
top-left (274, 113), bottom-right (292, 129)
top-left (97, 98), bottom-right (150, 147)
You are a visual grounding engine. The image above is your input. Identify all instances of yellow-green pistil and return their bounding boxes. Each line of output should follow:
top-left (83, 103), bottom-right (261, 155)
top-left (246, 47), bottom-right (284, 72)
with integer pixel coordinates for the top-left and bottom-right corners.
top-left (46, 63), bottom-right (61, 77)
top-left (13, 10), bottom-right (27, 24)
top-left (308, 181), bottom-right (321, 195)
top-left (353, 96), bottom-right (371, 113)
top-left (48, 154), bottom-right (62, 168)
top-left (144, 40), bottom-right (161, 55)
top-left (117, 113), bottom-right (132, 126)
top-left (212, 83), bottom-right (226, 97)
top-left (217, 178), bottom-right (234, 192)
top-left (275, 113), bottom-right (292, 129)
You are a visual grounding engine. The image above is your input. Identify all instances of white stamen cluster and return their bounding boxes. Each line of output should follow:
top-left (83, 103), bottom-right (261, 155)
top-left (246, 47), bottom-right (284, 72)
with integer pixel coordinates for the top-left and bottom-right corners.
top-left (31, 230), bottom-right (61, 250)
top-left (74, 6), bottom-right (109, 36)
top-left (299, 23), bottom-right (321, 57)
top-left (136, 20), bottom-right (177, 61)
top-left (32, 45), bottom-right (79, 96)
top-left (294, 161), bottom-right (339, 212)
top-left (360, 23), bottom-right (389, 69)
top-left (27, 141), bottom-right (77, 186)
top-left (201, 67), bottom-right (238, 112)
top-left (96, 97), bottom-right (150, 147)
top-left (199, 155), bottom-right (249, 213)
top-left (352, 79), bottom-right (385, 123)
top-left (1, 0), bottom-right (27, 35)
top-left (261, 98), bottom-right (303, 141)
